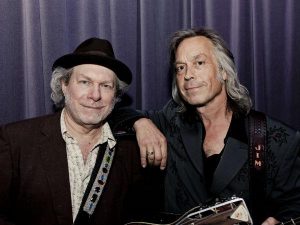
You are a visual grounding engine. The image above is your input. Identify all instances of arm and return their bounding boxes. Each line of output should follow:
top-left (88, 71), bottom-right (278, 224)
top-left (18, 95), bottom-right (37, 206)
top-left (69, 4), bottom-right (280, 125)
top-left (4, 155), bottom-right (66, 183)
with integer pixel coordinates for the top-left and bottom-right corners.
top-left (108, 107), bottom-right (167, 170)
top-left (134, 100), bottom-right (180, 169)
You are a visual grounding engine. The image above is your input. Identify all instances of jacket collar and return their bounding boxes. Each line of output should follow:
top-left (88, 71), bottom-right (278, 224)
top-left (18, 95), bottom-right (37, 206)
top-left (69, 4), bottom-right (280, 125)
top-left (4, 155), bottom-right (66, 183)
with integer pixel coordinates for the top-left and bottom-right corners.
top-left (211, 115), bottom-right (249, 194)
top-left (179, 112), bottom-right (249, 195)
top-left (39, 112), bottom-right (73, 224)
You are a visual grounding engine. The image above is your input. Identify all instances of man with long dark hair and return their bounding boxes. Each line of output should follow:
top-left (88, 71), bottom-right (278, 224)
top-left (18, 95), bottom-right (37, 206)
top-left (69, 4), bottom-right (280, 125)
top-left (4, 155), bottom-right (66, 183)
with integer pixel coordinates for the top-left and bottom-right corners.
top-left (131, 28), bottom-right (300, 225)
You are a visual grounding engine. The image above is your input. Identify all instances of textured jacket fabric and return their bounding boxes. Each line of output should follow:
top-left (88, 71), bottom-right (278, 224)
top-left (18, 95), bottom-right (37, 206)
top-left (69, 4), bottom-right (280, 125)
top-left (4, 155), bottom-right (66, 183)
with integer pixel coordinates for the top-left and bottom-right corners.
top-left (0, 111), bottom-right (158, 225)
top-left (146, 99), bottom-right (300, 224)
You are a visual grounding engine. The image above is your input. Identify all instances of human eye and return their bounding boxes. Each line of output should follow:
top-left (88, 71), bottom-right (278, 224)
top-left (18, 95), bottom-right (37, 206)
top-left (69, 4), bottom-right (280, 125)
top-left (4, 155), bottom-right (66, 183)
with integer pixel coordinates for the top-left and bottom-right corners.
top-left (78, 80), bottom-right (91, 86)
top-left (101, 83), bottom-right (114, 90)
top-left (195, 60), bottom-right (205, 67)
top-left (175, 64), bottom-right (186, 74)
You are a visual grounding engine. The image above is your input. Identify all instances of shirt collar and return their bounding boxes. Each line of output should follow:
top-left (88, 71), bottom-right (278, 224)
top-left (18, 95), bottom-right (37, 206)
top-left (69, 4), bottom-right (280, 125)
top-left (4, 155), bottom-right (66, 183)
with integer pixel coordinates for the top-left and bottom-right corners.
top-left (226, 114), bottom-right (248, 144)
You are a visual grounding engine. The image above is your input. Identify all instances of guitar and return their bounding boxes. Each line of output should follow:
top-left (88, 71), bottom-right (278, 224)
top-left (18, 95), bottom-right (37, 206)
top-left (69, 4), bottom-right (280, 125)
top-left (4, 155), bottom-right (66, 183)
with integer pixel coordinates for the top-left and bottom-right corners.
top-left (276, 217), bottom-right (300, 225)
top-left (126, 197), bottom-right (253, 225)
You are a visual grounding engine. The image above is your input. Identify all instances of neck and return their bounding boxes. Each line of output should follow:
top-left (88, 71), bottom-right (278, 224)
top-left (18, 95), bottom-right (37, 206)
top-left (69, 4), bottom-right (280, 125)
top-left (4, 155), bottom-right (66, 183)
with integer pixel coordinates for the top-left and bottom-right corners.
top-left (63, 110), bottom-right (102, 142)
top-left (197, 94), bottom-right (233, 157)
top-left (63, 110), bottom-right (104, 162)
top-left (196, 94), bottom-right (232, 128)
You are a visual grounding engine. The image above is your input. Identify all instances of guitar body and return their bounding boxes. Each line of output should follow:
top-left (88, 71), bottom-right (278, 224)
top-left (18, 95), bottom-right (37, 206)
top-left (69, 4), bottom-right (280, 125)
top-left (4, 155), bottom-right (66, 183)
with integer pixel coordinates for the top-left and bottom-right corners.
top-left (126, 197), bottom-right (253, 225)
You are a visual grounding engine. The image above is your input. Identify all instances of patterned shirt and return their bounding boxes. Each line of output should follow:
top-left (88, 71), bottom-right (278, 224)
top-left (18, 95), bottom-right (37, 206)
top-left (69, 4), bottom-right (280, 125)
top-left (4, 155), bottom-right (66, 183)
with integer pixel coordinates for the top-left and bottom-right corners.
top-left (60, 109), bottom-right (116, 221)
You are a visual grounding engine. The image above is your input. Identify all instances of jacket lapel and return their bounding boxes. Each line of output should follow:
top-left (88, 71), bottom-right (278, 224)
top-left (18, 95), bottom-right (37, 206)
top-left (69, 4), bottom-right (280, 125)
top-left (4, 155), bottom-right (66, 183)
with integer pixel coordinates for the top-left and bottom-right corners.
top-left (38, 113), bottom-right (73, 225)
top-left (210, 137), bottom-right (248, 194)
top-left (180, 120), bottom-right (205, 177)
top-left (210, 116), bottom-right (249, 195)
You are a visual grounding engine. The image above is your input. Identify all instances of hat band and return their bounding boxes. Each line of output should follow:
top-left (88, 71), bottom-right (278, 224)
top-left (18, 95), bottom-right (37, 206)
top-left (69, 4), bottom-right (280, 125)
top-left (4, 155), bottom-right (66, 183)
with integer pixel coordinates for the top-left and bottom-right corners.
top-left (75, 50), bottom-right (114, 59)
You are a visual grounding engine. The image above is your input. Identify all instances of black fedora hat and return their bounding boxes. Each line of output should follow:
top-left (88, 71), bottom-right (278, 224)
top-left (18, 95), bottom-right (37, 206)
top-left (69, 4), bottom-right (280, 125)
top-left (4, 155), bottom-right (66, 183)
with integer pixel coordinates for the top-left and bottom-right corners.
top-left (52, 38), bottom-right (132, 84)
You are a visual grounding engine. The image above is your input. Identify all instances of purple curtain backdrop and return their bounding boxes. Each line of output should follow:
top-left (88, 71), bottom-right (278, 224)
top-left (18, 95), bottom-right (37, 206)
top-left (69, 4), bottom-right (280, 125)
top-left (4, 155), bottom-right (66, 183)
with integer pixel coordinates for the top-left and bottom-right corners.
top-left (1, 0), bottom-right (300, 129)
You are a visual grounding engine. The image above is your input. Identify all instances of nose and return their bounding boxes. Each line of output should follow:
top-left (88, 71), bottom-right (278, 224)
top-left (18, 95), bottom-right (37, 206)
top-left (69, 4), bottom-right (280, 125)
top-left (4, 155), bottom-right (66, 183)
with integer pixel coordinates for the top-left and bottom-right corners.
top-left (89, 85), bottom-right (101, 101)
top-left (184, 74), bottom-right (192, 81)
top-left (184, 66), bottom-right (194, 81)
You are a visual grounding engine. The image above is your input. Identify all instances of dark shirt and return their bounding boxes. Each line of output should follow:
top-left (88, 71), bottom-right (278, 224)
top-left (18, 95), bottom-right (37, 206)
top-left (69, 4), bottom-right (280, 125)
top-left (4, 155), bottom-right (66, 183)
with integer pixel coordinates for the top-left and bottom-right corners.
top-left (203, 152), bottom-right (223, 189)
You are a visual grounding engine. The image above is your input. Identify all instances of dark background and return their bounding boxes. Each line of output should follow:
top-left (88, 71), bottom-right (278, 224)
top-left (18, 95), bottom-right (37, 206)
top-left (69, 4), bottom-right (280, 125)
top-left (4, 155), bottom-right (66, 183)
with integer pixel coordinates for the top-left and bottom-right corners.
top-left (1, 0), bottom-right (299, 129)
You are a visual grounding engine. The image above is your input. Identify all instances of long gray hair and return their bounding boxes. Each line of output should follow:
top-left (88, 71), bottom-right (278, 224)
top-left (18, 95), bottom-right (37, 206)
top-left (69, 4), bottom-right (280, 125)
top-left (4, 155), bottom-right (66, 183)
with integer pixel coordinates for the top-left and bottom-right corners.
top-left (170, 28), bottom-right (252, 115)
top-left (50, 66), bottom-right (129, 109)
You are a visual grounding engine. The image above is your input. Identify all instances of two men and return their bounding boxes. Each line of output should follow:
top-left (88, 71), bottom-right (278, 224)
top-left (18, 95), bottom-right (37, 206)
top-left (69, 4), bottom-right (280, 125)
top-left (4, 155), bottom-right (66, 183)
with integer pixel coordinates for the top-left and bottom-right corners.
top-left (1, 28), bottom-right (299, 225)
top-left (132, 28), bottom-right (300, 225)
top-left (0, 38), bottom-right (158, 225)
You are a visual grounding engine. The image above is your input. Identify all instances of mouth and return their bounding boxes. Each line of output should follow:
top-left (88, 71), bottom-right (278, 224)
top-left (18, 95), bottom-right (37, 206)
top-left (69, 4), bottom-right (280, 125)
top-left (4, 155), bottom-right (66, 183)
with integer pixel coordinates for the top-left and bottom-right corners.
top-left (184, 85), bottom-right (203, 91)
top-left (184, 82), bottom-right (206, 91)
top-left (185, 86), bottom-right (198, 90)
top-left (83, 105), bottom-right (105, 110)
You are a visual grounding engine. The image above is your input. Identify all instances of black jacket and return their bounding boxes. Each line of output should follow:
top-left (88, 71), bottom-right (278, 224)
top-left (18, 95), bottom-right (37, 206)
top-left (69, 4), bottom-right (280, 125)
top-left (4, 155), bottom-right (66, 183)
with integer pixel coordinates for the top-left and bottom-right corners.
top-left (0, 111), bottom-right (163, 225)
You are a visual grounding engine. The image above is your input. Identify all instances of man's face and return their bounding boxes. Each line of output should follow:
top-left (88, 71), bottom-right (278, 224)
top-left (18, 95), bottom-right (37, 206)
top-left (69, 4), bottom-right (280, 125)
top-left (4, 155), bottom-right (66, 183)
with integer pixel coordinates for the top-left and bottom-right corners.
top-left (62, 64), bottom-right (117, 128)
top-left (175, 36), bottom-right (227, 107)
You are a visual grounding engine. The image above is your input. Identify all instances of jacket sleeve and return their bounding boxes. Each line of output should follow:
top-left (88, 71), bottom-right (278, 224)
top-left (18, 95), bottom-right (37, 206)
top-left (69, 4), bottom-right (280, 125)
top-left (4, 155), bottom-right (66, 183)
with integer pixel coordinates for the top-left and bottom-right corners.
top-left (107, 99), bottom-right (179, 135)
top-left (108, 107), bottom-right (146, 132)
top-left (144, 99), bottom-right (180, 133)
top-left (0, 125), bottom-right (17, 225)
top-left (268, 125), bottom-right (300, 222)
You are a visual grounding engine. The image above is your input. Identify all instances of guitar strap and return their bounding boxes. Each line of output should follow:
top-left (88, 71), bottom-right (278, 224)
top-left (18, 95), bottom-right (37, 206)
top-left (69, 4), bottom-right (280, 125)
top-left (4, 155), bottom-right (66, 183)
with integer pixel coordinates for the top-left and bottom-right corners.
top-left (248, 110), bottom-right (267, 223)
top-left (73, 142), bottom-right (115, 225)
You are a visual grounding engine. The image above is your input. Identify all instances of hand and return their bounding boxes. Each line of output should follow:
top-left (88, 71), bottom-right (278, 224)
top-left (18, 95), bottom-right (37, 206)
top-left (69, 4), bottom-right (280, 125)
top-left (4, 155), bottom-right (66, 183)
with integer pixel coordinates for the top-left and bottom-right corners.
top-left (133, 118), bottom-right (167, 170)
top-left (261, 217), bottom-right (279, 225)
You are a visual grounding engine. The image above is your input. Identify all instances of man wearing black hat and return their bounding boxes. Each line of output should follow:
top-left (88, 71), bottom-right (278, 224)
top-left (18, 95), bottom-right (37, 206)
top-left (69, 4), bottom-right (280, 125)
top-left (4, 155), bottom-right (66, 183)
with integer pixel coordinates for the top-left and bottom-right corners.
top-left (0, 38), bottom-right (162, 225)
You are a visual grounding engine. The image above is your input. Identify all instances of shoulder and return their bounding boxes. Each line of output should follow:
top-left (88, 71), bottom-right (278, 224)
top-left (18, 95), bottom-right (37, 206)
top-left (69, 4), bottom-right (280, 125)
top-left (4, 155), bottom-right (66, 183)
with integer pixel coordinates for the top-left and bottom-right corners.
top-left (266, 115), bottom-right (300, 150)
top-left (266, 115), bottom-right (298, 134)
top-left (0, 112), bottom-right (61, 140)
top-left (248, 110), bottom-right (299, 139)
top-left (249, 111), bottom-right (300, 157)
top-left (3, 112), bottom-right (60, 127)
top-left (162, 99), bottom-right (180, 115)
top-left (161, 99), bottom-right (183, 124)
top-left (112, 124), bottom-right (138, 151)
top-left (247, 110), bottom-right (300, 154)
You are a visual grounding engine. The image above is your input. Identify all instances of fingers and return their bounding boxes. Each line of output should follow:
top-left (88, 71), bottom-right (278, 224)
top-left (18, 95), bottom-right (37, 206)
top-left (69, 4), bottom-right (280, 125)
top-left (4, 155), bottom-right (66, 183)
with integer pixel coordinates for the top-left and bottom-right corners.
top-left (142, 139), bottom-right (167, 170)
top-left (160, 140), bottom-right (167, 170)
top-left (141, 137), bottom-right (167, 169)
top-left (140, 146), bottom-right (161, 168)
top-left (134, 118), bottom-right (168, 170)
top-left (150, 137), bottom-right (167, 170)
top-left (147, 149), bottom-right (155, 164)
top-left (139, 139), bottom-right (167, 169)
top-left (261, 217), bottom-right (280, 225)
top-left (140, 146), bottom-right (147, 168)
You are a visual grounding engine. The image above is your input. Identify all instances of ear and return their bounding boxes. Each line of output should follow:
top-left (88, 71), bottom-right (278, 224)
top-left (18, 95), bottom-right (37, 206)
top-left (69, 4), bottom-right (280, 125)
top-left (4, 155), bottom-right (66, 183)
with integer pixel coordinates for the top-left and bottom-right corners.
top-left (221, 70), bottom-right (227, 81)
top-left (61, 80), bottom-right (67, 95)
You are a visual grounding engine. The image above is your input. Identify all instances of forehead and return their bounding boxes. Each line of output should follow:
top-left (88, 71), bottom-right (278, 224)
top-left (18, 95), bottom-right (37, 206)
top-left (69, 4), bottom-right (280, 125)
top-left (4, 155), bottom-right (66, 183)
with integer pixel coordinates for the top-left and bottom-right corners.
top-left (72, 64), bottom-right (116, 80)
top-left (175, 36), bottom-right (215, 60)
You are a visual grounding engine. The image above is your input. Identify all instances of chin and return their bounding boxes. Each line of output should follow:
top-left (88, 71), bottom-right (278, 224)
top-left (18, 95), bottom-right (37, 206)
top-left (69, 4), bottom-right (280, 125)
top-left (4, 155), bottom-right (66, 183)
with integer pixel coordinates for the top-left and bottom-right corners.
top-left (81, 119), bottom-right (105, 127)
top-left (78, 114), bottom-right (105, 125)
top-left (185, 97), bottom-right (206, 106)
top-left (88, 115), bottom-right (107, 123)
